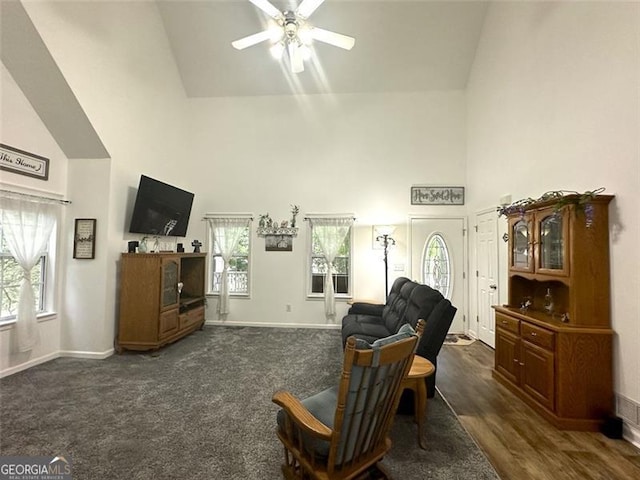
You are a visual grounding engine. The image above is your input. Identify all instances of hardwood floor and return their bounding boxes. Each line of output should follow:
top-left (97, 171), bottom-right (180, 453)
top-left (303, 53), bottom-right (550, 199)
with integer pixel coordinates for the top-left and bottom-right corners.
top-left (436, 341), bottom-right (640, 480)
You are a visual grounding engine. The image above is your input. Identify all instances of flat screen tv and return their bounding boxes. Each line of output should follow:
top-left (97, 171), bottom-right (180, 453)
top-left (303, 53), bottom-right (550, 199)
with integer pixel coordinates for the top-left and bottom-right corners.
top-left (128, 175), bottom-right (194, 237)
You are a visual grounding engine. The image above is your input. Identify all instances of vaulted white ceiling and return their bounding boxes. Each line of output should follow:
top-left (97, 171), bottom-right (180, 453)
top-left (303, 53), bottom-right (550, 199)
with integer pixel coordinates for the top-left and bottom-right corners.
top-left (158, 0), bottom-right (489, 97)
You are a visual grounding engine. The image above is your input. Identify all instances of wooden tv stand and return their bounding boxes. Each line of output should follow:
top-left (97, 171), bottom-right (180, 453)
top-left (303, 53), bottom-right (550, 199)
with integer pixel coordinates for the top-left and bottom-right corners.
top-left (116, 252), bottom-right (206, 353)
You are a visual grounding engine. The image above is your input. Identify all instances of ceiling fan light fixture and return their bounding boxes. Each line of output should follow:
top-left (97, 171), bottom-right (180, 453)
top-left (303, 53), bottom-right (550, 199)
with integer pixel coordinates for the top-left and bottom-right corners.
top-left (233, 0), bottom-right (354, 74)
top-left (287, 41), bottom-right (304, 73)
top-left (270, 42), bottom-right (285, 59)
top-left (297, 25), bottom-right (313, 45)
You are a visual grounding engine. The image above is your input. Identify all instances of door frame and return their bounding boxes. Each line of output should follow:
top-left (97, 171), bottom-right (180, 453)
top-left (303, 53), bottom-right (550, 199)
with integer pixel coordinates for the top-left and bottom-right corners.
top-left (407, 215), bottom-right (469, 335)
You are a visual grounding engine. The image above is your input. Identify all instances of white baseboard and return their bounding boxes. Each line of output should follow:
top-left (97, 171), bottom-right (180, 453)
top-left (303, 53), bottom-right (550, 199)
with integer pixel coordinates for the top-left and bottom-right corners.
top-left (0, 351), bottom-right (60, 378)
top-left (1, 348), bottom-right (114, 378)
top-left (58, 348), bottom-right (114, 359)
top-left (623, 422), bottom-right (640, 449)
top-left (205, 320), bottom-right (341, 330)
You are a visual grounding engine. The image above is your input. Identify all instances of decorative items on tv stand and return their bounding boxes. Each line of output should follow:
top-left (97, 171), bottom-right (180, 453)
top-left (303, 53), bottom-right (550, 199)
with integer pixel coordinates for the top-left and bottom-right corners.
top-left (493, 190), bottom-right (614, 431)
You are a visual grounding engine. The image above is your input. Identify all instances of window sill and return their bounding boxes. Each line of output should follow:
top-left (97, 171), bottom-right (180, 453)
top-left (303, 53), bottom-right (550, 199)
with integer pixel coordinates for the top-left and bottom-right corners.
top-left (306, 294), bottom-right (353, 301)
top-left (206, 293), bottom-right (251, 299)
top-left (0, 311), bottom-right (58, 331)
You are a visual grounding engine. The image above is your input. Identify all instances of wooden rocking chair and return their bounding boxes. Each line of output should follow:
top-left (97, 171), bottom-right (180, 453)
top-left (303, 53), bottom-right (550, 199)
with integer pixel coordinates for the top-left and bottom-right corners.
top-left (273, 320), bottom-right (425, 480)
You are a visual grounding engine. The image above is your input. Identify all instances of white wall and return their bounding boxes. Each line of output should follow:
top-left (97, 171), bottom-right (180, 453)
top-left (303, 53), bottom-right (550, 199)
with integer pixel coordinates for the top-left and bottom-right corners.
top-left (466, 1), bottom-right (640, 439)
top-left (23, 2), bottom-right (468, 330)
top-left (187, 91), bottom-right (467, 326)
top-left (0, 63), bottom-right (69, 374)
top-left (22, 0), bottom-right (190, 356)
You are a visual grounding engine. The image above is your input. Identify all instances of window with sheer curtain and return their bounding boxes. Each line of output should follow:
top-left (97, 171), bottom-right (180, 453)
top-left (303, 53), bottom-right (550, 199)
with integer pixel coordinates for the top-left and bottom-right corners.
top-left (209, 226), bottom-right (250, 296)
top-left (0, 230), bottom-right (47, 321)
top-left (307, 216), bottom-right (354, 321)
top-left (205, 215), bottom-right (252, 318)
top-left (0, 195), bottom-right (58, 351)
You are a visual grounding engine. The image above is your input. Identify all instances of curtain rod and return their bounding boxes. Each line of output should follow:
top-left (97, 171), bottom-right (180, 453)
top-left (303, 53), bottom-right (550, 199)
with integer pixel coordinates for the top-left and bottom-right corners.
top-left (0, 189), bottom-right (72, 205)
top-left (304, 216), bottom-right (356, 220)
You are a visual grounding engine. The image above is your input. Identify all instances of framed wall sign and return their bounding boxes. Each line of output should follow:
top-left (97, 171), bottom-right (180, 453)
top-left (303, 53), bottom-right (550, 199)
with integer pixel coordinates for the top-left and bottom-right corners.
top-left (0, 143), bottom-right (50, 180)
top-left (73, 218), bottom-right (96, 259)
top-left (411, 186), bottom-right (465, 205)
top-left (265, 234), bottom-right (293, 252)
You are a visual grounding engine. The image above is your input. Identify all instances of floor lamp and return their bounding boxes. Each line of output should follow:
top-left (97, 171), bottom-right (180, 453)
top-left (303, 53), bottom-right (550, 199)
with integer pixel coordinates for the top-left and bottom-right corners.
top-left (375, 226), bottom-right (396, 299)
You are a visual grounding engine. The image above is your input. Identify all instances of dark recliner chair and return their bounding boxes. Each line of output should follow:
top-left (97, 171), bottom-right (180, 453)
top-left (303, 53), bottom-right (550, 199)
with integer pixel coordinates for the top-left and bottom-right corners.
top-left (341, 277), bottom-right (457, 397)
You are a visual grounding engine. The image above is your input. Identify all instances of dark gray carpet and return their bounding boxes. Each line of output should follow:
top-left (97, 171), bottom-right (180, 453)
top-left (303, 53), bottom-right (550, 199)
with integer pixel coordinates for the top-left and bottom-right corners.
top-left (0, 326), bottom-right (498, 479)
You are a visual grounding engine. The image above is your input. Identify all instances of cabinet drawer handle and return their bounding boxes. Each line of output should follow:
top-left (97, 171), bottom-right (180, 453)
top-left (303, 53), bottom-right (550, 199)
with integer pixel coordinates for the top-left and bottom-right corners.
top-left (519, 362), bottom-right (525, 366)
top-left (502, 321), bottom-right (508, 325)
top-left (530, 332), bottom-right (537, 336)
top-left (513, 359), bottom-right (518, 363)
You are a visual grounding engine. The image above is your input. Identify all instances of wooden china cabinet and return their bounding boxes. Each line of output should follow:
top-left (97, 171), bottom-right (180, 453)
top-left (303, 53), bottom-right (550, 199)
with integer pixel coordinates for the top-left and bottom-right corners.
top-left (493, 194), bottom-right (614, 431)
top-left (116, 252), bottom-right (206, 352)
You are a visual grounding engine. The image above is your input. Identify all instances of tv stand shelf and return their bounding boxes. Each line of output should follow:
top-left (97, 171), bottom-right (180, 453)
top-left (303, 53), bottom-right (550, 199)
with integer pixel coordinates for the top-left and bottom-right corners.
top-left (116, 252), bottom-right (206, 353)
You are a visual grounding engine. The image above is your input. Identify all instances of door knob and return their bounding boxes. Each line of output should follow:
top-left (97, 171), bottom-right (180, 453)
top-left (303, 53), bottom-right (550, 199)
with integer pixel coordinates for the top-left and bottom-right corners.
top-left (489, 284), bottom-right (497, 290)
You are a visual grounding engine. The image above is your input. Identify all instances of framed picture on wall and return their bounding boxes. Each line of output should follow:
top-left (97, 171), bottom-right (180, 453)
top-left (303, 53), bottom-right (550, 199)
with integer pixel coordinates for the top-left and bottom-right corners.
top-left (73, 218), bottom-right (96, 259)
top-left (265, 234), bottom-right (293, 252)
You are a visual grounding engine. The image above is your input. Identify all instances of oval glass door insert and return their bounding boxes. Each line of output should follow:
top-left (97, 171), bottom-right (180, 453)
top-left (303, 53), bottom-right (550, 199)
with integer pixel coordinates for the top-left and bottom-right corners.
top-left (422, 233), bottom-right (452, 299)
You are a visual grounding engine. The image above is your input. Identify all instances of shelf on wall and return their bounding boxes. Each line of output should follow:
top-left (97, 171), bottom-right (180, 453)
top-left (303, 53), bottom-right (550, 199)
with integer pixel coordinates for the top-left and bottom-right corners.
top-left (257, 227), bottom-right (298, 237)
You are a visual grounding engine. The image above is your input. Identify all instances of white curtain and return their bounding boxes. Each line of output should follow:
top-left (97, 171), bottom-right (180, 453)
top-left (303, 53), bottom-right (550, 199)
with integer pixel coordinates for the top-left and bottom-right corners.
top-left (1, 197), bottom-right (58, 352)
top-left (206, 217), bottom-right (250, 317)
top-left (309, 217), bottom-right (353, 321)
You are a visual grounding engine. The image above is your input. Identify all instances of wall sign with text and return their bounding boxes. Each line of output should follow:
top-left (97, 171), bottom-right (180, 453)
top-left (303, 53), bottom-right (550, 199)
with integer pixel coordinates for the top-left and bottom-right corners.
top-left (411, 186), bottom-right (465, 205)
top-left (0, 144), bottom-right (50, 180)
top-left (73, 218), bottom-right (97, 259)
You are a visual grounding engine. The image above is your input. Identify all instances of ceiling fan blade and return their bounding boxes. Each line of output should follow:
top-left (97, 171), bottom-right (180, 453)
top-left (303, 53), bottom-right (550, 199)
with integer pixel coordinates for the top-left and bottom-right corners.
top-left (296, 0), bottom-right (325, 19)
top-left (287, 42), bottom-right (305, 74)
top-left (232, 30), bottom-right (276, 50)
top-left (248, 0), bottom-right (283, 20)
top-left (309, 27), bottom-right (355, 50)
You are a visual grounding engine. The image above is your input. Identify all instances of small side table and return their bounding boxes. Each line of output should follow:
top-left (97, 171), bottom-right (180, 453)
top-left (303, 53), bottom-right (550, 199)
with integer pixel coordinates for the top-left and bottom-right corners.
top-left (401, 355), bottom-right (436, 449)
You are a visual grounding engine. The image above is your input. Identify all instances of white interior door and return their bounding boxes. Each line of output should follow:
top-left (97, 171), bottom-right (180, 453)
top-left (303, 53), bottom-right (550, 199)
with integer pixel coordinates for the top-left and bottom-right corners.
top-left (410, 217), bottom-right (466, 333)
top-left (476, 210), bottom-right (499, 348)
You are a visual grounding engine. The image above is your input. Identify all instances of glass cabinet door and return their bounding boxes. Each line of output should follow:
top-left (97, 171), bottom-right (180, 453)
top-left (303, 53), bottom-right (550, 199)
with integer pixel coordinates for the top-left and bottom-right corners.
top-left (161, 258), bottom-right (180, 310)
top-left (510, 218), bottom-right (533, 272)
top-left (537, 210), bottom-right (568, 275)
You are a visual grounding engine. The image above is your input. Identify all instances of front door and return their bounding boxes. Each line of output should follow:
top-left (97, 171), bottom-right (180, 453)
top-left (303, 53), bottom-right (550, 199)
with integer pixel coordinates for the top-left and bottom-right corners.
top-left (476, 210), bottom-right (498, 348)
top-left (410, 217), bottom-right (466, 333)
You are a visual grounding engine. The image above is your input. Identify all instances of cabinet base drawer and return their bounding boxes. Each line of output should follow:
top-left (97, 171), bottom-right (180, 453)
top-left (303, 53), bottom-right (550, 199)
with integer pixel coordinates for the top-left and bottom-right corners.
top-left (521, 322), bottom-right (555, 350)
top-left (496, 312), bottom-right (520, 334)
top-left (180, 306), bottom-right (205, 330)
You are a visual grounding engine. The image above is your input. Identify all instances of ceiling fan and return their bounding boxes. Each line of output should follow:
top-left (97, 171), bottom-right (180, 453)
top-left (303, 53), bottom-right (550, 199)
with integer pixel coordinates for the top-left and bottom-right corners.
top-left (232, 0), bottom-right (355, 74)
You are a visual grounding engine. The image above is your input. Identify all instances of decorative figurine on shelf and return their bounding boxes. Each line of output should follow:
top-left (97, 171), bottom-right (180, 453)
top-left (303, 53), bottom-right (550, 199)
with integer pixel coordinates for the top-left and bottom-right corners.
top-left (544, 288), bottom-right (554, 316)
top-left (192, 239), bottom-right (202, 253)
top-left (139, 237), bottom-right (148, 253)
top-left (259, 213), bottom-right (270, 228)
top-left (290, 204), bottom-right (299, 228)
top-left (520, 296), bottom-right (532, 312)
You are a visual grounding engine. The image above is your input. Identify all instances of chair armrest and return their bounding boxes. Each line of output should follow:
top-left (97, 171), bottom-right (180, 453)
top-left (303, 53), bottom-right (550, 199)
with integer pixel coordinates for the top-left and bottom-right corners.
top-left (272, 390), bottom-right (333, 441)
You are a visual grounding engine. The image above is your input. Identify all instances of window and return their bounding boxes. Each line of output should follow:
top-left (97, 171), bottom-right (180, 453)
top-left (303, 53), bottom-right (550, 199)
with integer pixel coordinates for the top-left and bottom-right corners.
top-left (309, 219), bottom-right (353, 297)
top-left (0, 223), bottom-right (48, 322)
top-left (206, 218), bottom-right (251, 296)
top-left (422, 233), bottom-right (452, 299)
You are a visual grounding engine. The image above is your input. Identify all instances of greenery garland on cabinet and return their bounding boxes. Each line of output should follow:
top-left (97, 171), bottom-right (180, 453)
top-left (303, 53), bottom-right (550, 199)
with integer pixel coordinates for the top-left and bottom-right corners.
top-left (497, 187), bottom-right (606, 228)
